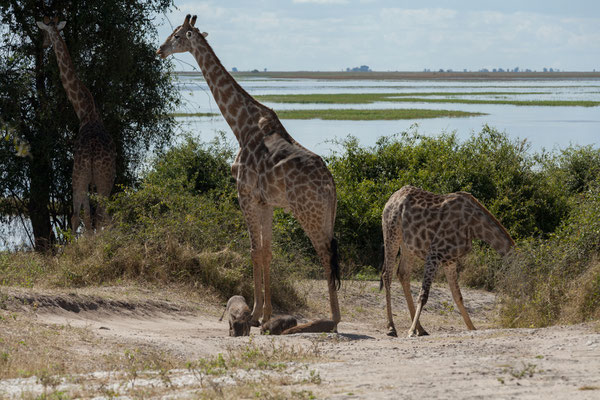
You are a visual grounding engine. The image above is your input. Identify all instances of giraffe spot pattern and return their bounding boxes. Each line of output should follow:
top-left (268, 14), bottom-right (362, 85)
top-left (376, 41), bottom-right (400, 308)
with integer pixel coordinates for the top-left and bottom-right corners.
top-left (381, 185), bottom-right (515, 335)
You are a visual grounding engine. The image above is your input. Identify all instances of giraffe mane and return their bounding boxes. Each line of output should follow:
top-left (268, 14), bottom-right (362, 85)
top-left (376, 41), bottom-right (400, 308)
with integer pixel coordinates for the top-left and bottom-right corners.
top-left (258, 112), bottom-right (294, 143)
top-left (188, 27), bottom-right (279, 130)
top-left (458, 192), bottom-right (515, 246)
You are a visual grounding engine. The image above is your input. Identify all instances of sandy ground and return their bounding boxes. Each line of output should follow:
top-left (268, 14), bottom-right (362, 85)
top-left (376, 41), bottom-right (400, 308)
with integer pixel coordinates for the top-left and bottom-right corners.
top-left (1, 280), bottom-right (599, 399)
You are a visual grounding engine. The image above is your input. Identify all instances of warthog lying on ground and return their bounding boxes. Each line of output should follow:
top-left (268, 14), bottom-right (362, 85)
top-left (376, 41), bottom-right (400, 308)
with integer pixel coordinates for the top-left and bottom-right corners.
top-left (219, 295), bottom-right (251, 336)
top-left (260, 315), bottom-right (297, 335)
top-left (281, 319), bottom-right (336, 334)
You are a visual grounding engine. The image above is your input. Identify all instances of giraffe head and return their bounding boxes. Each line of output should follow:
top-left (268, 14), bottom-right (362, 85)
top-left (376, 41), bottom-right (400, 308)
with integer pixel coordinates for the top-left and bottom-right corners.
top-left (36, 16), bottom-right (66, 48)
top-left (157, 14), bottom-right (208, 58)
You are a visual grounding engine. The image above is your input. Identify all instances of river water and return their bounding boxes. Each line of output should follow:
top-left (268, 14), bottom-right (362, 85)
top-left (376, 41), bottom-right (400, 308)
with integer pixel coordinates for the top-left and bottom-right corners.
top-left (175, 76), bottom-right (600, 155)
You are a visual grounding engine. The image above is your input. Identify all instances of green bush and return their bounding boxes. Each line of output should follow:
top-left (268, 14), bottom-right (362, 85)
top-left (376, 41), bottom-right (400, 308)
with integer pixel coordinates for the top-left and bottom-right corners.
top-left (496, 180), bottom-right (600, 327)
top-left (327, 125), bottom-right (567, 269)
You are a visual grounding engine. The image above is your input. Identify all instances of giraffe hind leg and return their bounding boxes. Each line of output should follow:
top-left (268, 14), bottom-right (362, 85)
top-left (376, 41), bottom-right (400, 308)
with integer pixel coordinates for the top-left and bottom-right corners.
top-left (382, 240), bottom-right (399, 337)
top-left (72, 184), bottom-right (91, 233)
top-left (92, 164), bottom-right (115, 229)
top-left (397, 250), bottom-right (428, 336)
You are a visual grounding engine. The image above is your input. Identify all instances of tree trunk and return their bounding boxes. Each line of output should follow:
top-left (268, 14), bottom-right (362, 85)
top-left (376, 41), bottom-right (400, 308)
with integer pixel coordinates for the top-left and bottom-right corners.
top-left (28, 154), bottom-right (55, 252)
top-left (27, 35), bottom-right (56, 252)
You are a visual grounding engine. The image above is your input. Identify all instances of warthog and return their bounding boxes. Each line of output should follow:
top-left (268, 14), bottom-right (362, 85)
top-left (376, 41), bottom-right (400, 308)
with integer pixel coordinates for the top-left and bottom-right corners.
top-left (219, 295), bottom-right (251, 336)
top-left (282, 319), bottom-right (336, 334)
top-left (260, 315), bottom-right (297, 335)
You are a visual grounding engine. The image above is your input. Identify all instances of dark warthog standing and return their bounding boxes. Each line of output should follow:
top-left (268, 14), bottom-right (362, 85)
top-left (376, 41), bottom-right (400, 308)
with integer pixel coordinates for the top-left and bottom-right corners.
top-left (219, 295), bottom-right (251, 337)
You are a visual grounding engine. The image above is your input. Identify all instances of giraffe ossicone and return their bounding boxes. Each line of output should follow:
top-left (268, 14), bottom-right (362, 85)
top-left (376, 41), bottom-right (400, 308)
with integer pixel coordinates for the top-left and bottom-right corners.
top-left (381, 185), bottom-right (515, 337)
top-left (36, 16), bottom-right (116, 233)
top-left (158, 15), bottom-right (341, 329)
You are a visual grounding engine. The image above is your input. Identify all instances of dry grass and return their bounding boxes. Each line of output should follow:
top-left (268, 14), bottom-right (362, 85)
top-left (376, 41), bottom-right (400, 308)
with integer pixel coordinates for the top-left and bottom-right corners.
top-left (0, 230), bottom-right (306, 313)
top-left (0, 308), bottom-right (324, 399)
top-left (0, 309), bottom-right (179, 380)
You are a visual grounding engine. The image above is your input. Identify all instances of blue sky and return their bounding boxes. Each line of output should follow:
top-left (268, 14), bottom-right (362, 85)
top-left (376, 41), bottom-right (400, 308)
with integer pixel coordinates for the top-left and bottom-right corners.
top-left (154, 1), bottom-right (600, 71)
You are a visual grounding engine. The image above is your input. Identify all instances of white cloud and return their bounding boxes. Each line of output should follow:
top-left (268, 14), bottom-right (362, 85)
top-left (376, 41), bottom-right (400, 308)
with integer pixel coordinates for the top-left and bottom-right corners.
top-left (156, 3), bottom-right (600, 71)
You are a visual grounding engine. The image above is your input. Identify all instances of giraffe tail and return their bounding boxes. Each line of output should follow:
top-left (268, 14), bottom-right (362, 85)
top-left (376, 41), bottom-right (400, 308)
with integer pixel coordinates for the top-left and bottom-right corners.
top-left (330, 238), bottom-right (341, 290)
top-left (379, 243), bottom-right (385, 291)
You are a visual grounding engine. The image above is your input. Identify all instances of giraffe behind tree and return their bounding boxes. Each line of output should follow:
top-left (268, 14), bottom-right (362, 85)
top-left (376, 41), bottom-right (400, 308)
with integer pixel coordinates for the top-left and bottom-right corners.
top-left (381, 185), bottom-right (515, 337)
top-left (157, 15), bottom-right (341, 330)
top-left (36, 16), bottom-right (116, 233)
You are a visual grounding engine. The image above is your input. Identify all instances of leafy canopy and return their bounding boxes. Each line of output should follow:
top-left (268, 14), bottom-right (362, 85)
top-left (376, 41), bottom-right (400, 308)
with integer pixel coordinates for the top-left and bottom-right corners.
top-left (0, 0), bottom-right (177, 248)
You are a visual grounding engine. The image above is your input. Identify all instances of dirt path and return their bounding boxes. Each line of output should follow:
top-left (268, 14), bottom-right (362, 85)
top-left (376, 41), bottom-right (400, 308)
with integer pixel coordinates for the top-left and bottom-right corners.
top-left (1, 282), bottom-right (599, 399)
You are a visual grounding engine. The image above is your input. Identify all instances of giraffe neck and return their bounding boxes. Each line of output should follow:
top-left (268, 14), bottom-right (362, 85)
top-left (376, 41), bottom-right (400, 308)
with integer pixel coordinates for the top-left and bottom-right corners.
top-left (470, 205), bottom-right (515, 256)
top-left (189, 35), bottom-right (268, 146)
top-left (47, 28), bottom-right (99, 126)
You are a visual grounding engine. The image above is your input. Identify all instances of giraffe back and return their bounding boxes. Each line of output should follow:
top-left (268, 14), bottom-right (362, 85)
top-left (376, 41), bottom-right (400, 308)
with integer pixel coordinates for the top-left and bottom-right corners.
top-left (383, 186), bottom-right (472, 260)
top-left (383, 185), bottom-right (514, 260)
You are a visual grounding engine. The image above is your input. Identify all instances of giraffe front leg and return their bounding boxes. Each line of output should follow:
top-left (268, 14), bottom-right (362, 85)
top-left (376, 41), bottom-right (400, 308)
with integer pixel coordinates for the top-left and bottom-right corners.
top-left (249, 246), bottom-right (264, 327)
top-left (408, 252), bottom-right (441, 337)
top-left (72, 158), bottom-right (92, 234)
top-left (259, 206), bottom-right (274, 324)
top-left (239, 196), bottom-right (264, 327)
top-left (444, 262), bottom-right (476, 331)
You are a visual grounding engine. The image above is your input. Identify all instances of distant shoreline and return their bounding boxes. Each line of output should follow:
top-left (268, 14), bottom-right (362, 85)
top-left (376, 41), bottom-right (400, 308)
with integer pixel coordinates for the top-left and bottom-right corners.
top-left (175, 70), bottom-right (600, 81)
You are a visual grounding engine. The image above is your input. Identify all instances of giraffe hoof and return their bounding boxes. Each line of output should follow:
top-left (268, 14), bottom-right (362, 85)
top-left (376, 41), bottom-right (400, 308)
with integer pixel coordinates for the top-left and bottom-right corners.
top-left (387, 328), bottom-right (398, 337)
top-left (418, 329), bottom-right (429, 336)
top-left (250, 319), bottom-right (260, 327)
top-left (407, 331), bottom-right (418, 338)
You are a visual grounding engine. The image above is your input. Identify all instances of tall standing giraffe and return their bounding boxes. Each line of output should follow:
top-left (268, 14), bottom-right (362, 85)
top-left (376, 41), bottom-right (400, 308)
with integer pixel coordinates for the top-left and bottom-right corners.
top-left (157, 15), bottom-right (341, 328)
top-left (36, 16), bottom-right (116, 233)
top-left (381, 185), bottom-right (515, 337)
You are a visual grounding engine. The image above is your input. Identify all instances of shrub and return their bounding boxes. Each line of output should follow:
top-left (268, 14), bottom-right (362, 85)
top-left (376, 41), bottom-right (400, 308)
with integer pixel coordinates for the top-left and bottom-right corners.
top-left (326, 125), bottom-right (566, 269)
top-left (496, 180), bottom-right (600, 327)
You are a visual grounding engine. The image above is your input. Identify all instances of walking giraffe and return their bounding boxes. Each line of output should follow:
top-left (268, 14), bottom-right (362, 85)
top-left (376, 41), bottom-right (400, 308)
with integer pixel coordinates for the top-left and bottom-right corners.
top-left (381, 185), bottom-right (515, 337)
top-left (157, 15), bottom-right (341, 328)
top-left (36, 17), bottom-right (116, 233)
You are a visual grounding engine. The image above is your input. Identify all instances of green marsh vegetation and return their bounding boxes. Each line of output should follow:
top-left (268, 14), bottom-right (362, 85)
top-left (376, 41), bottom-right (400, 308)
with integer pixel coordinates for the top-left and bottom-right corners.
top-left (1, 126), bottom-right (600, 328)
top-left (276, 109), bottom-right (484, 120)
top-left (171, 112), bottom-right (219, 118)
top-left (256, 93), bottom-right (600, 107)
top-left (173, 109), bottom-right (485, 120)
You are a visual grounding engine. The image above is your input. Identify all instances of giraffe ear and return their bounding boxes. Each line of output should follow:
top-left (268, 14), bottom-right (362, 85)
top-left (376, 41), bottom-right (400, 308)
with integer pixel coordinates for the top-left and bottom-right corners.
top-left (57, 21), bottom-right (67, 30)
top-left (36, 21), bottom-right (48, 29)
top-left (202, 32), bottom-right (208, 38)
